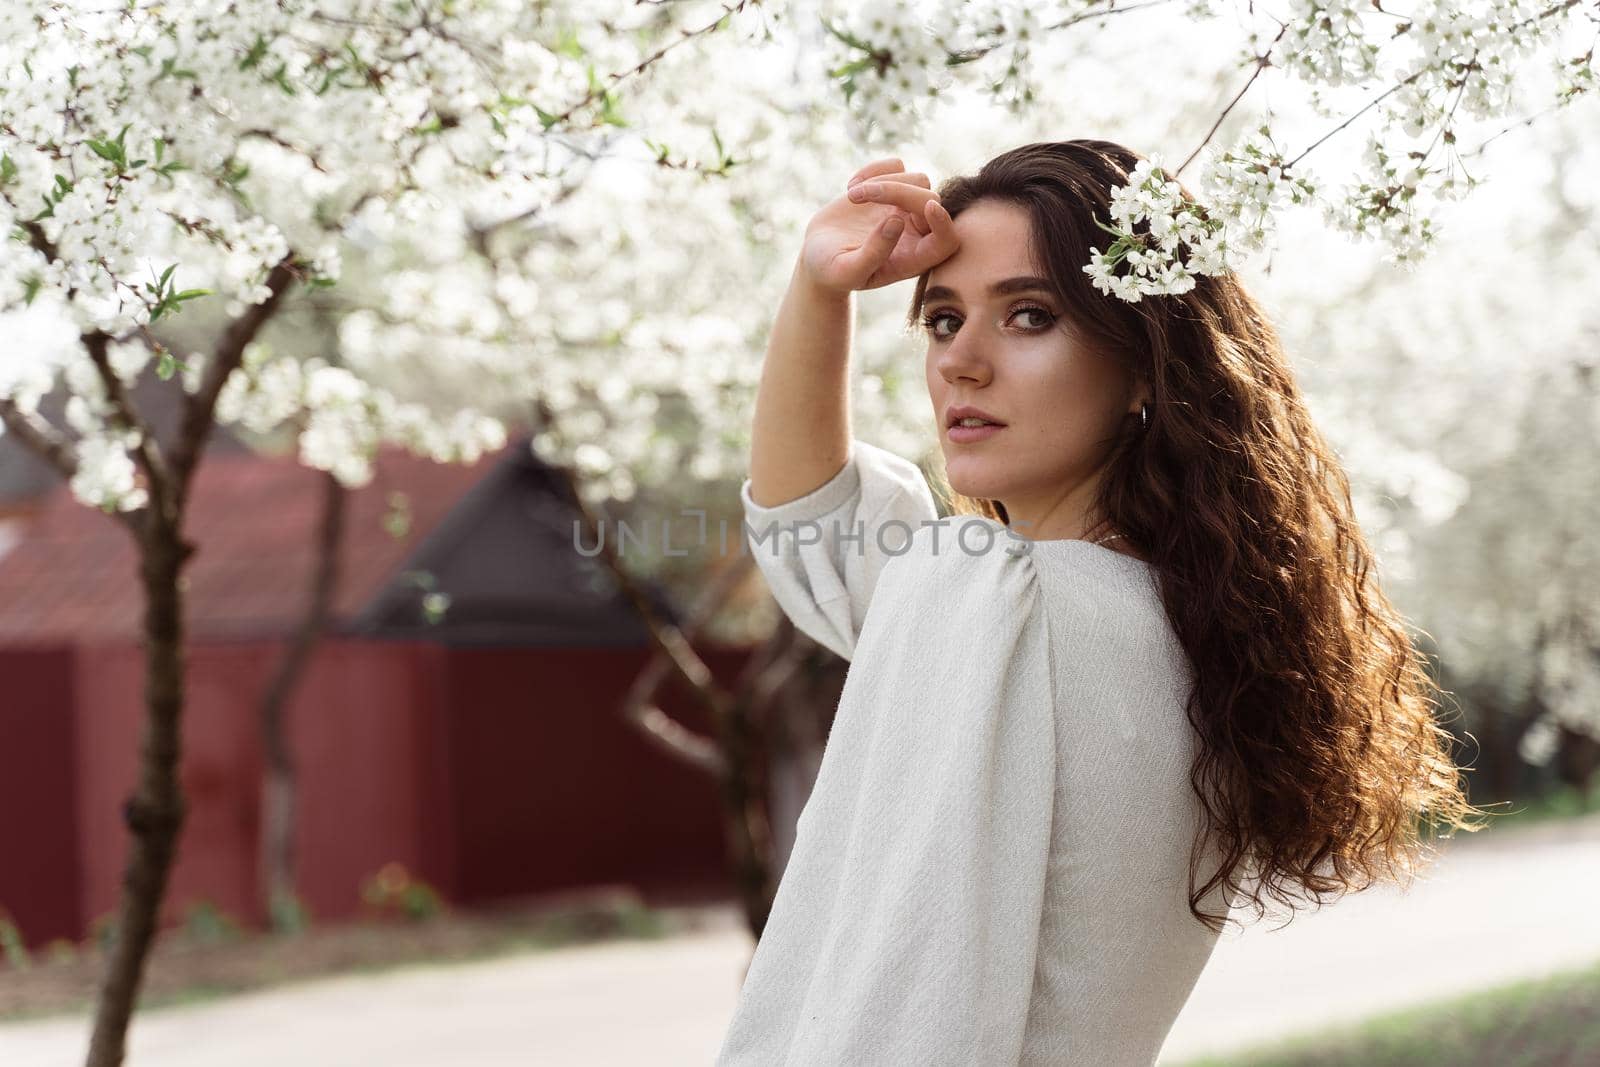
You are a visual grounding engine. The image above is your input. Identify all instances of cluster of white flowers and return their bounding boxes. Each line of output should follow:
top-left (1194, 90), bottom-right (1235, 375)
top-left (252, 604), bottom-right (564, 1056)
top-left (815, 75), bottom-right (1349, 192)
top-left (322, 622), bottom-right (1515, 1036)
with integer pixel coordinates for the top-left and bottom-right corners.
top-left (823, 0), bottom-right (1595, 302)
top-left (1408, 0), bottom-right (1553, 122)
top-left (68, 434), bottom-right (148, 513)
top-left (819, 0), bottom-right (954, 148)
top-left (51, 345), bottom-right (151, 511)
top-left (1554, 39), bottom-right (1598, 100)
top-left (4, 0), bottom-right (1595, 524)
top-left (1082, 136), bottom-right (1317, 301)
top-left (1320, 133), bottom-right (1478, 266)
top-left (1520, 640), bottom-right (1600, 764)
top-left (1277, 0), bottom-right (1381, 88)
top-left (942, 0), bottom-right (1048, 113)
top-left (216, 347), bottom-right (506, 488)
top-left (1201, 129), bottom-right (1320, 257)
top-left (1082, 156), bottom-right (1229, 301)
top-left (1543, 640), bottom-right (1600, 739)
top-left (0, 0), bottom-right (661, 510)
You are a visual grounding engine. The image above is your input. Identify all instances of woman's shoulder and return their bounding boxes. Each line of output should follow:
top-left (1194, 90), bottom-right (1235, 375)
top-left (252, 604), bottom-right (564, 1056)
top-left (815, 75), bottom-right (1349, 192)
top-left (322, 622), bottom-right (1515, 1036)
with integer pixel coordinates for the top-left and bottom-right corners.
top-left (888, 514), bottom-right (1165, 631)
top-left (875, 514), bottom-right (1047, 620)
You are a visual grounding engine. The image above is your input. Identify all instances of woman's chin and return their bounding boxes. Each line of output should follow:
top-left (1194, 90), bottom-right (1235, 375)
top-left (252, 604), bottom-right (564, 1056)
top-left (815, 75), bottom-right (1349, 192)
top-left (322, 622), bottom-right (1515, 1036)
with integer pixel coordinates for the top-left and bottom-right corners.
top-left (943, 459), bottom-right (1005, 502)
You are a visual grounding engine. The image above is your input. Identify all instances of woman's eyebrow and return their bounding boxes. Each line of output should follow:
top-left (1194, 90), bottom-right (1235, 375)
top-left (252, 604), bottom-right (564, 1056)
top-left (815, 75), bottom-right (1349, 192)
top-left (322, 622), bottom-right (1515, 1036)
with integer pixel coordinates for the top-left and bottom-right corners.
top-left (922, 276), bottom-right (1054, 303)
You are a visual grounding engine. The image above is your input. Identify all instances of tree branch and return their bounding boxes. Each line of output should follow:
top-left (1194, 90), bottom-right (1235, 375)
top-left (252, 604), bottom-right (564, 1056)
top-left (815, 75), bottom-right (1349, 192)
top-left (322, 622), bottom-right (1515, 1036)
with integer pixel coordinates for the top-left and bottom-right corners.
top-left (619, 552), bottom-right (755, 774)
top-left (1176, 22), bottom-right (1290, 177)
top-left (545, 0), bottom-right (754, 127)
top-left (169, 256), bottom-right (299, 502)
top-left (1286, 0), bottom-right (1585, 171)
top-left (84, 332), bottom-right (172, 510)
top-left (0, 398), bottom-right (79, 482)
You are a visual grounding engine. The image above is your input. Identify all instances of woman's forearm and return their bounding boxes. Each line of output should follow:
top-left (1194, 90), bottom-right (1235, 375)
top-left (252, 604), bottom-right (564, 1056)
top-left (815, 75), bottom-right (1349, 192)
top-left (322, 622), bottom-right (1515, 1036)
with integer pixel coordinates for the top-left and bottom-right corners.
top-left (747, 257), bottom-right (854, 508)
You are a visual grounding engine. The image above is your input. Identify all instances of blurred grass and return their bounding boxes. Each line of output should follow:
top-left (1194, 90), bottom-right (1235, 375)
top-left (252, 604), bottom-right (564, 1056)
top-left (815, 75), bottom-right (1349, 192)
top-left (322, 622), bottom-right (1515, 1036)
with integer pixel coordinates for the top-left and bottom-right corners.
top-left (1477, 782), bottom-right (1600, 829)
top-left (0, 893), bottom-right (689, 1022)
top-left (1172, 955), bottom-right (1600, 1067)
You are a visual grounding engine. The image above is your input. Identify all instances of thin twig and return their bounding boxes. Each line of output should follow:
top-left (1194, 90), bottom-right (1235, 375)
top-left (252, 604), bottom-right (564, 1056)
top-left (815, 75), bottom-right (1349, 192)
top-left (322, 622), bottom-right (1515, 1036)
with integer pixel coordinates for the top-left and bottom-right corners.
top-left (1285, 71), bottom-right (1421, 169)
top-left (545, 0), bottom-right (753, 126)
top-left (169, 256), bottom-right (299, 500)
top-left (0, 399), bottom-right (80, 482)
top-left (1177, 21), bottom-right (1291, 177)
top-left (84, 332), bottom-right (172, 508)
top-left (1287, 0), bottom-right (1585, 169)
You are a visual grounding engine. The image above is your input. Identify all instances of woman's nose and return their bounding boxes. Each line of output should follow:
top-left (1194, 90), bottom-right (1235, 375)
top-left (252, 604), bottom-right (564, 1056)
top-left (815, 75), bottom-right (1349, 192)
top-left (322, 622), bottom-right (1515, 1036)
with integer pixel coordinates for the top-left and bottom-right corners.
top-left (936, 332), bottom-right (992, 385)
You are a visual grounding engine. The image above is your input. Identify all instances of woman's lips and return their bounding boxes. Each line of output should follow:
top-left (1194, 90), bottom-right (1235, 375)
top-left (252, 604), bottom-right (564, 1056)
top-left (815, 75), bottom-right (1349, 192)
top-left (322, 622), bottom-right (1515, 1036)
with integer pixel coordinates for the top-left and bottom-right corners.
top-left (947, 422), bottom-right (1004, 444)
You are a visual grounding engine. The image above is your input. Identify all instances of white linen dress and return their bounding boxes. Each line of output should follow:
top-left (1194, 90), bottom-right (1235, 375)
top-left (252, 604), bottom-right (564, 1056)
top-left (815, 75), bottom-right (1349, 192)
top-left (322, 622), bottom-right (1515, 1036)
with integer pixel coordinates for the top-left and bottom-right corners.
top-left (716, 438), bottom-right (1238, 1066)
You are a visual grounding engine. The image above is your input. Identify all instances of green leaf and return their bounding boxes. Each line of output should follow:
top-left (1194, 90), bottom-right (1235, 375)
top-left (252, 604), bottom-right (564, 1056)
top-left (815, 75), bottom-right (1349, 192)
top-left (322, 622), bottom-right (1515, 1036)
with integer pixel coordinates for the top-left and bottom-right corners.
top-left (1091, 215), bottom-right (1126, 239)
top-left (827, 56), bottom-right (875, 79)
top-left (553, 26), bottom-right (583, 60)
top-left (240, 33), bottom-right (269, 71)
top-left (156, 351), bottom-right (177, 380)
top-left (269, 62), bottom-right (296, 96)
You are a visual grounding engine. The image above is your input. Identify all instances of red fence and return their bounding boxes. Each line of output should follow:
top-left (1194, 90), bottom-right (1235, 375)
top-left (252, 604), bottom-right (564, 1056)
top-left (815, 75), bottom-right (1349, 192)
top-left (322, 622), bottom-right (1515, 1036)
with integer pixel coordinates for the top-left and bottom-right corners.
top-left (0, 639), bottom-right (746, 948)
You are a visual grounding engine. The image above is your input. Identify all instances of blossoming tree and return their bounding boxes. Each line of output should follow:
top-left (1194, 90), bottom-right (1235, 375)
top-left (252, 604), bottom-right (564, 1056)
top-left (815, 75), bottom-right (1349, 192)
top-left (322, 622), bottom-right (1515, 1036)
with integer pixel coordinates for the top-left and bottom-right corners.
top-left (0, 2), bottom-right (773, 1061)
top-left (3, 0), bottom-right (1596, 1063)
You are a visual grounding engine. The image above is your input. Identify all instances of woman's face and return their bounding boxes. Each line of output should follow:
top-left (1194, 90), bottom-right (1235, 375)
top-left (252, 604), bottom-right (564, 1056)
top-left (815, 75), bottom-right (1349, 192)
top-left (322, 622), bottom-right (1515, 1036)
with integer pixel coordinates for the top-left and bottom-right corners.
top-left (921, 197), bottom-right (1143, 539)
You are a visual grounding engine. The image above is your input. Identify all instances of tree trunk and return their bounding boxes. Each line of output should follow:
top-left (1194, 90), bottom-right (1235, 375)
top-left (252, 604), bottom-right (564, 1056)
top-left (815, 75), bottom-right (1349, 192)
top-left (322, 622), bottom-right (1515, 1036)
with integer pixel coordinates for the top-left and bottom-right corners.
top-left (763, 634), bottom-right (847, 878)
top-left (1556, 724), bottom-right (1600, 802)
top-left (257, 471), bottom-right (346, 929)
top-left (85, 523), bottom-right (192, 1067)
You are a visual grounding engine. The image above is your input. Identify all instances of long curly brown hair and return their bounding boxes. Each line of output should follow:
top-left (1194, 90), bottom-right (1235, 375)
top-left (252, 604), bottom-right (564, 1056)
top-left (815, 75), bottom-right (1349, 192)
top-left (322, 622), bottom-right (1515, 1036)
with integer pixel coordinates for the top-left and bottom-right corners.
top-left (904, 139), bottom-right (1494, 932)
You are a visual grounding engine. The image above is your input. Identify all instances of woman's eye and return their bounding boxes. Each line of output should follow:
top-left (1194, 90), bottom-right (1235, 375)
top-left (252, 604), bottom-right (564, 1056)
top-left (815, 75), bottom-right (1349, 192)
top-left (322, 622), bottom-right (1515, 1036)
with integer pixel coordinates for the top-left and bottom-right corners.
top-left (921, 305), bottom-right (1053, 341)
top-left (921, 312), bottom-right (957, 339)
top-left (1015, 306), bottom-right (1053, 329)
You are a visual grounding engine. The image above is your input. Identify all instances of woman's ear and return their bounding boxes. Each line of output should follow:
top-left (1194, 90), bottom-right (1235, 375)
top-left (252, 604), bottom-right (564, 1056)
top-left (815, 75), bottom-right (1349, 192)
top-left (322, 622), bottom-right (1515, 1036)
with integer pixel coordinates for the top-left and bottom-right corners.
top-left (1127, 373), bottom-right (1152, 415)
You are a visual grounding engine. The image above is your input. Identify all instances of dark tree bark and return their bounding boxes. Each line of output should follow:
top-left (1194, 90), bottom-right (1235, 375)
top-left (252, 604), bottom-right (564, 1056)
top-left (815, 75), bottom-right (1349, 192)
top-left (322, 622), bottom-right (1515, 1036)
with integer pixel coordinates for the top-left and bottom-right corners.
top-left (256, 470), bottom-right (347, 929)
top-left (1555, 725), bottom-right (1600, 802)
top-left (551, 449), bottom-right (844, 939)
top-left (85, 518), bottom-right (192, 1065)
top-left (73, 257), bottom-right (298, 1067)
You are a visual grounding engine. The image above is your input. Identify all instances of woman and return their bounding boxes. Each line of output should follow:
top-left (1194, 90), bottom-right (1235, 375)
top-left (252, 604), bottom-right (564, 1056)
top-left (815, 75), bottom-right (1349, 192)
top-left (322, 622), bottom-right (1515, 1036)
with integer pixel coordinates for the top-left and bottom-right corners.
top-left (717, 140), bottom-right (1486, 1066)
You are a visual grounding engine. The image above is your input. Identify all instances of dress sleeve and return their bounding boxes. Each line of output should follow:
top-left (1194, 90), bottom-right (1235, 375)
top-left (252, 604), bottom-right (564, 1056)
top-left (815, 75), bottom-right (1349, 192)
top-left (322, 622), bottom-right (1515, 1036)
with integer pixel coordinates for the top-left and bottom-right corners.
top-left (740, 438), bottom-right (939, 661)
top-left (715, 517), bottom-right (1057, 1066)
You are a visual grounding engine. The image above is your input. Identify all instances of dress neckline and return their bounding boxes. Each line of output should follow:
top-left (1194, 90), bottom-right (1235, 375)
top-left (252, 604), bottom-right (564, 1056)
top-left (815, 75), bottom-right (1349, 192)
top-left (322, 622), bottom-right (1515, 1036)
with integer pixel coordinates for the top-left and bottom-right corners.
top-left (1023, 536), bottom-right (1155, 571)
top-left (961, 516), bottom-right (1156, 572)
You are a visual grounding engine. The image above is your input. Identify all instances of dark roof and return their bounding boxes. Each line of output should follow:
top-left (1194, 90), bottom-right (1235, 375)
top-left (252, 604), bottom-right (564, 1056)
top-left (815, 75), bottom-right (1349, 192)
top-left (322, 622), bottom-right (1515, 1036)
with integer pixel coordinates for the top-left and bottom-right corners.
top-left (0, 439), bottom-right (675, 648)
top-left (351, 445), bottom-right (673, 646)
top-left (0, 445), bottom-right (497, 642)
top-left (0, 372), bottom-right (250, 507)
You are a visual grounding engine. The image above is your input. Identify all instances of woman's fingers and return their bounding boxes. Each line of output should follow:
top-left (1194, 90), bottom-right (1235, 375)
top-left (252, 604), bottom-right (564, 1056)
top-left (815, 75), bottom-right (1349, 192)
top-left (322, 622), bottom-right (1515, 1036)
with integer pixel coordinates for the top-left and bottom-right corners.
top-left (921, 198), bottom-right (957, 247)
top-left (835, 211), bottom-right (908, 284)
top-left (848, 179), bottom-right (937, 236)
top-left (850, 170), bottom-right (931, 191)
top-left (845, 157), bottom-right (905, 188)
top-left (848, 178), bottom-right (938, 216)
top-left (900, 199), bottom-right (960, 275)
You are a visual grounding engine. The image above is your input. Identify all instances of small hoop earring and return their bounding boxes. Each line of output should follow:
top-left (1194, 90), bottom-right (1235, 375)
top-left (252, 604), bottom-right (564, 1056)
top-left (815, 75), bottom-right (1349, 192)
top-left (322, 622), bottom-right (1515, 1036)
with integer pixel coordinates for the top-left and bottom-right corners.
top-left (1140, 401), bottom-right (1151, 430)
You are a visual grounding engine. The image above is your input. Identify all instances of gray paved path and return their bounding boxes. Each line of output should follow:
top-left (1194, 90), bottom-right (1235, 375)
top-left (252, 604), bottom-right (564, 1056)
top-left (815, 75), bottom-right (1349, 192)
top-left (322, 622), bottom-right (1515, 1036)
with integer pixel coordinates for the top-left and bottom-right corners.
top-left (4, 813), bottom-right (1597, 1065)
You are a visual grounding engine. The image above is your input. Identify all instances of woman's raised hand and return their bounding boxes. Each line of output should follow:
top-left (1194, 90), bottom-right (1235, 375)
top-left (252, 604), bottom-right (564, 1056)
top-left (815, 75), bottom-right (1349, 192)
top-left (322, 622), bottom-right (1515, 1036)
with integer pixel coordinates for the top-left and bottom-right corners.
top-left (800, 157), bottom-right (960, 294)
